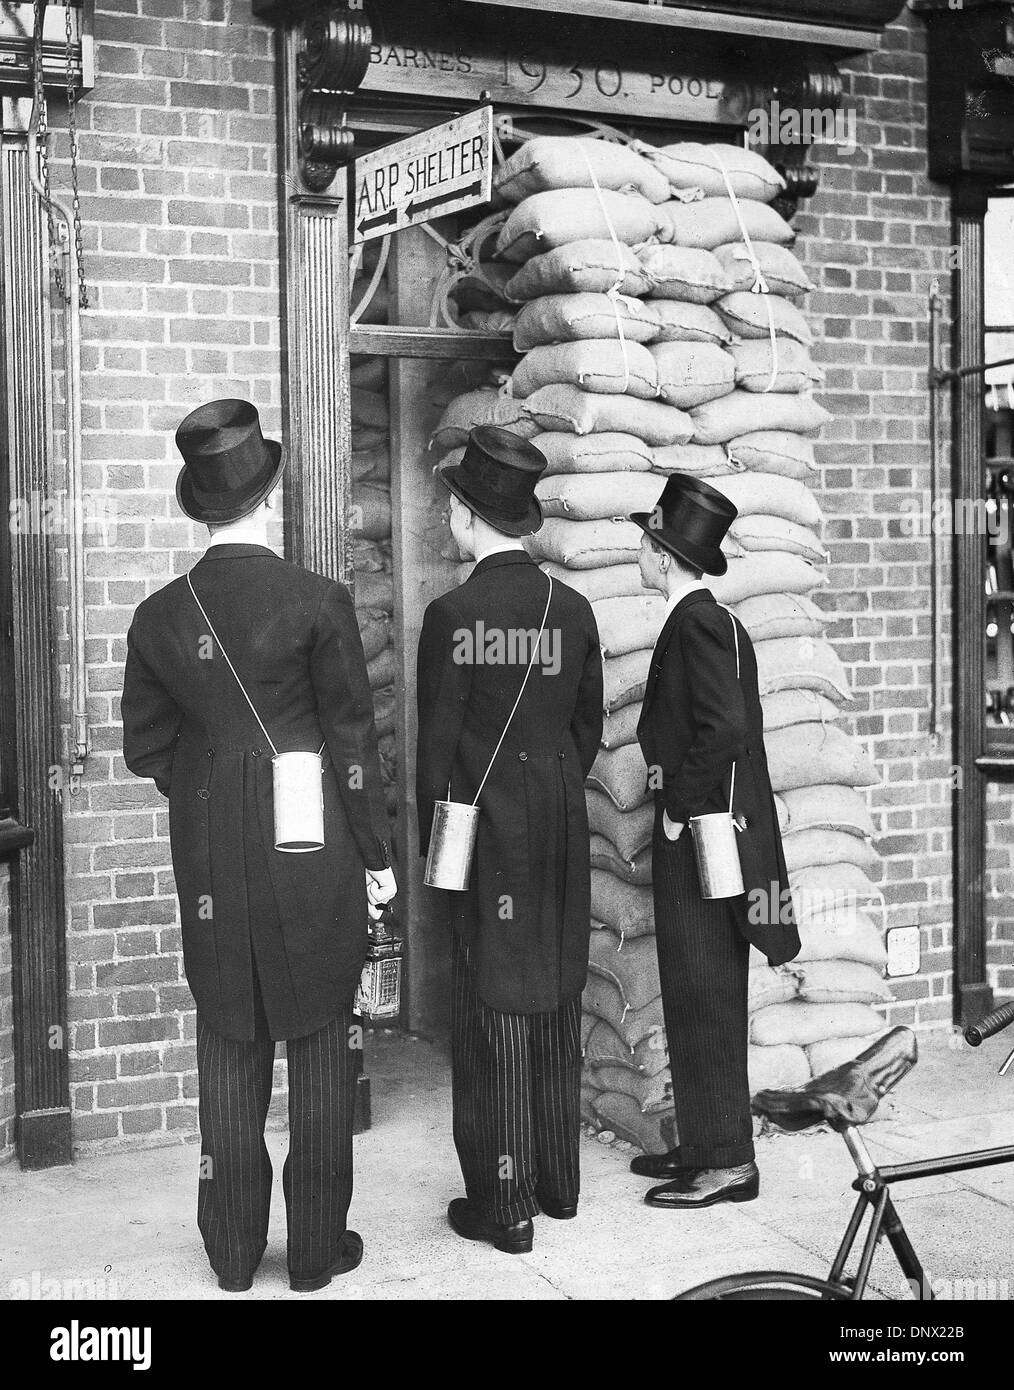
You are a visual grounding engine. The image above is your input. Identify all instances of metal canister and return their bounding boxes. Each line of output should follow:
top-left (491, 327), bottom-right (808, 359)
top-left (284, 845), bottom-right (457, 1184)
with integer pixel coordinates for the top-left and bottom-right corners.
top-left (355, 908), bottom-right (403, 1023)
top-left (424, 799), bottom-right (481, 891)
top-left (689, 812), bottom-right (745, 899)
top-left (272, 750), bottom-right (325, 852)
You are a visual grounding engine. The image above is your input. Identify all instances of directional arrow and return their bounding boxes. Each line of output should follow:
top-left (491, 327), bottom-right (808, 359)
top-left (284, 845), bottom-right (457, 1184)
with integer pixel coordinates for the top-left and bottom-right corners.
top-left (406, 179), bottom-right (483, 220)
top-left (356, 206), bottom-right (399, 239)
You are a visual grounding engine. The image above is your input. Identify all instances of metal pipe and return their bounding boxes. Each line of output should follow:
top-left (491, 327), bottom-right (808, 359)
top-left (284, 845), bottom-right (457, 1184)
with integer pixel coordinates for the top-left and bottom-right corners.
top-left (933, 353), bottom-right (1014, 385)
top-left (27, 2), bottom-right (89, 789)
top-left (928, 282), bottom-right (942, 744)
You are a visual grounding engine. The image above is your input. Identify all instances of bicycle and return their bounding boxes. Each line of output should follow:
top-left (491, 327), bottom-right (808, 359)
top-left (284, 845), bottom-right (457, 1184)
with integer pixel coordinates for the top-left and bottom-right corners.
top-left (674, 1000), bottom-right (1014, 1300)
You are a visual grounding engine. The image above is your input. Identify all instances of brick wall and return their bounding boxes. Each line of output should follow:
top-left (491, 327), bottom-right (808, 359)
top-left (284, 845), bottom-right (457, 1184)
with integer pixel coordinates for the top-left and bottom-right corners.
top-left (57, 0), bottom-right (285, 1149)
top-left (799, 10), bottom-right (961, 1031)
top-left (39, 2), bottom-right (1010, 1150)
top-left (0, 862), bottom-right (14, 1162)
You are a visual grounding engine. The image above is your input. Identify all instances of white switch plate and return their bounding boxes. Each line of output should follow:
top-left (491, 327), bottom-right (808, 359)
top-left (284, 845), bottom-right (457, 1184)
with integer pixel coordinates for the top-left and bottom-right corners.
top-left (886, 924), bottom-right (921, 978)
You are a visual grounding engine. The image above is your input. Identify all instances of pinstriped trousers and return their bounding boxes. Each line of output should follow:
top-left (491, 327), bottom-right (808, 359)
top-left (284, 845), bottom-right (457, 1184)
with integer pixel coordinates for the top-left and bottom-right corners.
top-left (450, 931), bottom-right (582, 1226)
top-left (651, 806), bottom-right (755, 1169)
top-left (195, 971), bottom-right (356, 1284)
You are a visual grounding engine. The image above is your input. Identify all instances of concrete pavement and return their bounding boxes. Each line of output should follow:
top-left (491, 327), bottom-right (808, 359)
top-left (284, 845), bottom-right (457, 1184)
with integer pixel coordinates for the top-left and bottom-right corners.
top-left (2, 1027), bottom-right (1012, 1301)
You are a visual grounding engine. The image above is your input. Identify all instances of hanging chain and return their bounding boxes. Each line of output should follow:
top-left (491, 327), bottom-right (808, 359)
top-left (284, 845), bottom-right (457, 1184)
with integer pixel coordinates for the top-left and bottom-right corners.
top-left (64, 0), bottom-right (88, 308)
top-left (33, 0), bottom-right (69, 302)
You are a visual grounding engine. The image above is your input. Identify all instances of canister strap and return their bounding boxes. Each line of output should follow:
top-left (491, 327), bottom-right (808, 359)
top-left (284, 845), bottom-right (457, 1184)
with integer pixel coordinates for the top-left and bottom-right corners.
top-left (727, 608), bottom-right (741, 818)
top-left (187, 571), bottom-right (325, 759)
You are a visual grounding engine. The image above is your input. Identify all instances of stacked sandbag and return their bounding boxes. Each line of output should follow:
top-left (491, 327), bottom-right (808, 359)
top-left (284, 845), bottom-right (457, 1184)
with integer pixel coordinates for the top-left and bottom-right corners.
top-left (430, 135), bottom-right (889, 1146)
top-left (350, 334), bottom-right (397, 817)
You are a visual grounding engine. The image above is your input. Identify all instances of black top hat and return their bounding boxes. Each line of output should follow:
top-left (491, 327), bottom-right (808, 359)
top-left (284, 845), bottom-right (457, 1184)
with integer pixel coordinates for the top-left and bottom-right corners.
top-left (629, 474), bottom-right (738, 576)
top-left (175, 398), bottom-right (286, 525)
top-left (438, 425), bottom-right (546, 537)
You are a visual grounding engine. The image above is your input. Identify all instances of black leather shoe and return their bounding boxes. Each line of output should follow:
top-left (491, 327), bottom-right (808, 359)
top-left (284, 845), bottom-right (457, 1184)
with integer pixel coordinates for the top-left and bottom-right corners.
top-left (538, 1194), bottom-right (578, 1220)
top-left (645, 1163), bottom-right (759, 1210)
top-left (630, 1147), bottom-right (690, 1179)
top-left (289, 1230), bottom-right (364, 1292)
top-left (447, 1198), bottom-right (533, 1253)
top-left (218, 1273), bottom-right (254, 1293)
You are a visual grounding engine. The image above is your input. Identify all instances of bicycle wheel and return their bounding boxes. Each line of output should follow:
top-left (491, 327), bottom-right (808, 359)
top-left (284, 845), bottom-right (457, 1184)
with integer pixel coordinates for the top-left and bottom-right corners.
top-left (675, 1271), bottom-right (853, 1300)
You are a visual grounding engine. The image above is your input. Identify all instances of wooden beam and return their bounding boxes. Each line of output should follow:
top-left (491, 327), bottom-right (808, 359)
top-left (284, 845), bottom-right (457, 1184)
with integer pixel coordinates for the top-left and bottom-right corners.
top-left (350, 324), bottom-right (514, 360)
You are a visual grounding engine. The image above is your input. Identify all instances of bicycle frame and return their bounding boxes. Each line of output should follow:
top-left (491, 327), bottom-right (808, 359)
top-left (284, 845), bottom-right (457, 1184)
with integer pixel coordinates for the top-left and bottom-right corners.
top-left (828, 1124), bottom-right (1014, 1299)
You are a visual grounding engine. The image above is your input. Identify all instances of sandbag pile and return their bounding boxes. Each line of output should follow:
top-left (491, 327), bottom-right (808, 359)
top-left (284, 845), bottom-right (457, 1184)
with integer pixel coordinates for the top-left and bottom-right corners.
top-left (350, 272), bottom-right (398, 816)
top-left (429, 136), bottom-right (889, 1153)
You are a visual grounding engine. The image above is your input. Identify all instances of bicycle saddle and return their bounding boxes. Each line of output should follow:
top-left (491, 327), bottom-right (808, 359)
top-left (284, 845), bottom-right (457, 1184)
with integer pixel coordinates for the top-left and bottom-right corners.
top-left (751, 1026), bottom-right (918, 1131)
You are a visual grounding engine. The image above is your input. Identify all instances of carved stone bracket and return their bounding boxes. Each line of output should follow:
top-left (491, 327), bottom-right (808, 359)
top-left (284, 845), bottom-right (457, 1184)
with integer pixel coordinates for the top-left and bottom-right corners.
top-left (295, 7), bottom-right (373, 193)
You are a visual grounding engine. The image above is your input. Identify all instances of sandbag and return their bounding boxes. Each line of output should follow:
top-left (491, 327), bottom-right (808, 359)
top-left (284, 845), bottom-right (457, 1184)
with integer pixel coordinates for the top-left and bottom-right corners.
top-left (593, 1064), bottom-right (672, 1115)
top-left (593, 594), bottom-right (667, 656)
top-left (795, 960), bottom-right (892, 1006)
top-left (522, 384), bottom-right (694, 445)
top-left (782, 828), bottom-right (878, 875)
top-left (690, 391), bottom-right (832, 445)
top-left (647, 300), bottom-right (732, 346)
top-left (753, 637), bottom-right (852, 703)
top-left (807, 1035), bottom-right (887, 1078)
top-left (715, 243), bottom-right (815, 299)
top-left (727, 430), bottom-right (817, 477)
top-left (749, 964), bottom-right (799, 1013)
top-left (780, 784), bottom-right (876, 840)
top-left (774, 793), bottom-right (789, 835)
top-left (366, 646), bottom-right (397, 692)
top-left (357, 612), bottom-right (392, 664)
top-left (748, 1042), bottom-right (810, 1093)
top-left (750, 1000), bottom-right (884, 1048)
top-left (431, 387), bottom-right (538, 449)
top-left (512, 338), bottom-right (659, 400)
top-left (731, 593), bottom-right (827, 643)
top-left (588, 930), bottom-right (662, 1010)
top-left (583, 974), bottom-right (665, 1043)
top-left (352, 444), bottom-right (391, 484)
top-left (656, 197), bottom-right (795, 251)
top-left (632, 1028), bottom-right (669, 1077)
top-left (762, 688), bottom-right (840, 731)
top-left (350, 386), bottom-right (389, 429)
top-left (637, 140), bottom-right (785, 203)
top-left (711, 473), bottom-right (823, 528)
top-left (590, 869), bottom-right (655, 940)
top-left (587, 743), bottom-right (650, 811)
top-left (600, 700), bottom-right (642, 750)
top-left (513, 292), bottom-right (661, 350)
top-left (351, 483), bottom-right (391, 541)
top-left (794, 909), bottom-right (886, 968)
top-left (351, 425), bottom-right (387, 453)
top-left (542, 561), bottom-right (644, 602)
top-left (766, 723), bottom-right (879, 792)
top-left (352, 569), bottom-right (393, 614)
top-left (532, 431), bottom-right (653, 474)
top-left (504, 239), bottom-right (652, 301)
top-left (790, 865), bottom-right (882, 918)
top-left (525, 516), bottom-right (643, 568)
top-left (372, 685), bottom-right (395, 738)
top-left (716, 292), bottom-right (813, 346)
top-left (495, 136), bottom-right (671, 205)
top-left (601, 648), bottom-right (652, 714)
top-left (350, 355), bottom-right (387, 391)
top-left (730, 515), bottom-right (827, 563)
top-left (636, 244), bottom-right (731, 303)
top-left (586, 788), bottom-right (655, 860)
top-left (710, 551), bottom-right (827, 604)
top-left (537, 471), bottom-right (662, 523)
top-left (652, 442), bottom-right (742, 477)
top-left (584, 1016), bottom-right (637, 1070)
top-left (352, 537), bottom-right (390, 574)
top-left (732, 338), bottom-right (822, 394)
top-left (496, 189), bottom-right (662, 263)
top-left (650, 341), bottom-right (737, 409)
top-left (591, 1091), bottom-right (672, 1154)
top-left (590, 833), bottom-right (652, 885)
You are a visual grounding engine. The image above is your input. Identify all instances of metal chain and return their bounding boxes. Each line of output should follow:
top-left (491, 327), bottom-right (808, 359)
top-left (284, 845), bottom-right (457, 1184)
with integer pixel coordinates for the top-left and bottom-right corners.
top-left (33, 0), bottom-right (69, 303)
top-left (64, 0), bottom-right (88, 308)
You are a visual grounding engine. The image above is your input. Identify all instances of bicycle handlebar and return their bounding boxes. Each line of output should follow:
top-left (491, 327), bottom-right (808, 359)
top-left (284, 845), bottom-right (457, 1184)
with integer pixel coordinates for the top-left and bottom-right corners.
top-left (964, 1000), bottom-right (1014, 1046)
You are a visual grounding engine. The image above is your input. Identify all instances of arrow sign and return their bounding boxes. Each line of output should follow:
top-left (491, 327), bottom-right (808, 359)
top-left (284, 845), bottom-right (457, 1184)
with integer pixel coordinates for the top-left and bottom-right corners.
top-left (353, 107), bottom-right (493, 246)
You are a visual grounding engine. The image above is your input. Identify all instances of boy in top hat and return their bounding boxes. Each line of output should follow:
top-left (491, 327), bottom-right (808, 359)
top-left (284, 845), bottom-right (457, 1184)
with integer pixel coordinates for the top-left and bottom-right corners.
top-left (416, 426), bottom-right (603, 1253)
top-left (628, 474), bottom-right (799, 1209)
top-left (121, 399), bottom-right (396, 1292)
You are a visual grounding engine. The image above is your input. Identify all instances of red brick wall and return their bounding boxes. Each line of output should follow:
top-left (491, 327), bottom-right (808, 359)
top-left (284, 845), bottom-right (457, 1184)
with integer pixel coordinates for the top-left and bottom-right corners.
top-left (44, 2), bottom-right (1010, 1150)
top-left (58, 0), bottom-right (285, 1148)
top-left (0, 863), bottom-right (14, 1162)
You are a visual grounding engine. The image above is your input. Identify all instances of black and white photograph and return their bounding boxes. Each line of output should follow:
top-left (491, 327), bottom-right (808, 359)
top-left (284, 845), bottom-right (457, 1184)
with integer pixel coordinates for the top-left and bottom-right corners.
top-left (0, 0), bottom-right (1012, 1357)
